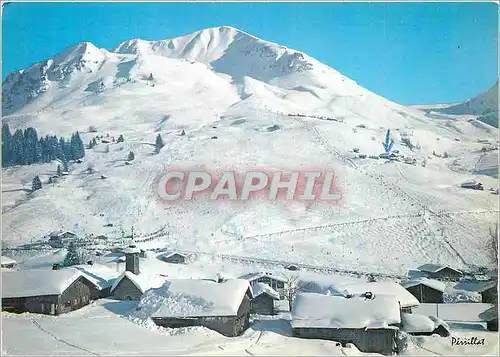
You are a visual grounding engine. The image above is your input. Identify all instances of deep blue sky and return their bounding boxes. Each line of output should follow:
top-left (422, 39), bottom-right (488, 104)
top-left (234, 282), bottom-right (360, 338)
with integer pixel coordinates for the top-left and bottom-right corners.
top-left (2, 2), bottom-right (498, 105)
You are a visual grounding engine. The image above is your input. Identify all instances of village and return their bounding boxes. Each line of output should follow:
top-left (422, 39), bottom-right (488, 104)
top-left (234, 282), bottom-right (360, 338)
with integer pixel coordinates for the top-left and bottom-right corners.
top-left (1, 229), bottom-right (498, 356)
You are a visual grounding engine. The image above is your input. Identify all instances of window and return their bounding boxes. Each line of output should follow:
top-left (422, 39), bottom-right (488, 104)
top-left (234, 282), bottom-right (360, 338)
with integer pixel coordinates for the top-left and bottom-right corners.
top-left (64, 300), bottom-right (71, 307)
top-left (277, 282), bottom-right (284, 288)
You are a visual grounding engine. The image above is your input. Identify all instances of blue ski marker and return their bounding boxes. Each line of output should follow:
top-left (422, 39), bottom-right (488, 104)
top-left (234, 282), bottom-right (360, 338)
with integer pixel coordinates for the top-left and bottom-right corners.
top-left (383, 129), bottom-right (394, 153)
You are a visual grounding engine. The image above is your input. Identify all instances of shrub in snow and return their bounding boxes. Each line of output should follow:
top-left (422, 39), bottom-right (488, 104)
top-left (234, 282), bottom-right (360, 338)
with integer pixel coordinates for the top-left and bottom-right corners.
top-left (32, 175), bottom-right (42, 192)
top-left (117, 134), bottom-right (124, 143)
top-left (127, 151), bottom-right (135, 161)
top-left (155, 134), bottom-right (165, 154)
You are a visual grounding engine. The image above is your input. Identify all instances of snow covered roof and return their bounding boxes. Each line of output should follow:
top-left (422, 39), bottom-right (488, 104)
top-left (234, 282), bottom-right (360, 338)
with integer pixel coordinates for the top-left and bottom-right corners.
top-left (49, 230), bottom-right (76, 237)
top-left (417, 264), bottom-right (461, 274)
top-left (146, 279), bottom-right (253, 318)
top-left (453, 280), bottom-right (497, 293)
top-left (162, 252), bottom-right (187, 259)
top-left (253, 282), bottom-right (280, 300)
top-left (291, 292), bottom-right (401, 329)
top-left (238, 272), bottom-right (286, 282)
top-left (400, 278), bottom-right (446, 293)
top-left (72, 264), bottom-right (120, 290)
top-left (110, 271), bottom-right (166, 294)
top-left (2, 268), bottom-right (83, 298)
top-left (123, 247), bottom-right (141, 254)
top-left (341, 281), bottom-right (420, 308)
top-left (1, 256), bottom-right (16, 265)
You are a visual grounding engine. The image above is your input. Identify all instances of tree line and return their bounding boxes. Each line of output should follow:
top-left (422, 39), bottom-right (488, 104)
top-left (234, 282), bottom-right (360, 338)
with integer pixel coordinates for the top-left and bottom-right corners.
top-left (2, 123), bottom-right (85, 168)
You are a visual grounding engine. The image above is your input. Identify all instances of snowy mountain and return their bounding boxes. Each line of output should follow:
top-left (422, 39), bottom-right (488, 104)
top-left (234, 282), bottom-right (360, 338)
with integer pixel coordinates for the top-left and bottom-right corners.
top-left (2, 26), bottom-right (498, 275)
top-left (413, 82), bottom-right (498, 128)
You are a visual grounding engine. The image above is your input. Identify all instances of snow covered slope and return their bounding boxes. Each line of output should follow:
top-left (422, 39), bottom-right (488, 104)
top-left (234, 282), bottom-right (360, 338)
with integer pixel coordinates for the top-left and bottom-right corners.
top-left (412, 82), bottom-right (498, 128)
top-left (2, 26), bottom-right (498, 275)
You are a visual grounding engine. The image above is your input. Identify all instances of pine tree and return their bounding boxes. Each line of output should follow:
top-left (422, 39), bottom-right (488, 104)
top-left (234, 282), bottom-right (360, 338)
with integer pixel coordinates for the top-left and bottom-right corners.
top-left (57, 165), bottom-right (62, 177)
top-left (92, 138), bottom-right (97, 147)
top-left (89, 140), bottom-right (94, 149)
top-left (127, 151), bottom-right (135, 161)
top-left (117, 134), bottom-right (124, 143)
top-left (2, 123), bottom-right (12, 167)
top-left (32, 175), bottom-right (42, 192)
top-left (105, 145), bottom-right (110, 153)
top-left (11, 129), bottom-right (24, 165)
top-left (63, 242), bottom-right (81, 267)
top-left (149, 73), bottom-right (154, 80)
top-left (155, 134), bottom-right (164, 153)
top-left (62, 157), bottom-right (69, 173)
top-left (70, 131), bottom-right (85, 160)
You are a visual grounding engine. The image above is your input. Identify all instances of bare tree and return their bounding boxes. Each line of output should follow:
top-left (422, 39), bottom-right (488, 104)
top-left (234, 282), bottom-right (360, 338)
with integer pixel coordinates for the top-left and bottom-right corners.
top-left (487, 223), bottom-right (498, 266)
top-left (283, 274), bottom-right (299, 311)
top-left (86, 163), bottom-right (95, 174)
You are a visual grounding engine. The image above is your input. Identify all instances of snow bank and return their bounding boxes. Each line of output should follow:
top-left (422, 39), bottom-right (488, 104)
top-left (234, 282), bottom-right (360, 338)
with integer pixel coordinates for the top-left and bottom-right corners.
top-left (401, 313), bottom-right (437, 333)
top-left (2, 268), bottom-right (82, 298)
top-left (137, 279), bottom-right (251, 319)
top-left (291, 292), bottom-right (401, 329)
top-left (1, 256), bottom-right (16, 265)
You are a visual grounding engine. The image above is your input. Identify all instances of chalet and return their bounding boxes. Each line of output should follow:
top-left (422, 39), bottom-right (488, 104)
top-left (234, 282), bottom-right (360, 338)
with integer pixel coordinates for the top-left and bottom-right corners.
top-left (239, 272), bottom-right (286, 299)
top-left (400, 278), bottom-right (446, 303)
top-left (291, 292), bottom-right (403, 355)
top-left (160, 252), bottom-right (187, 264)
top-left (453, 281), bottom-right (497, 304)
top-left (416, 264), bottom-right (462, 281)
top-left (48, 230), bottom-right (78, 248)
top-left (1, 256), bottom-right (17, 269)
top-left (110, 247), bottom-right (165, 300)
top-left (251, 283), bottom-right (280, 315)
top-left (71, 264), bottom-right (121, 299)
top-left (149, 279), bottom-right (253, 337)
top-left (341, 281), bottom-right (420, 313)
top-left (2, 269), bottom-right (95, 315)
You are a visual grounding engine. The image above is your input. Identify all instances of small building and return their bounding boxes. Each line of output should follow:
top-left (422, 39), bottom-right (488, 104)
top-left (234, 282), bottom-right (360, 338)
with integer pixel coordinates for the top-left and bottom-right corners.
top-left (239, 272), bottom-right (286, 299)
top-left (2, 269), bottom-right (94, 315)
top-left (110, 247), bottom-right (165, 300)
top-left (160, 252), bottom-right (187, 264)
top-left (291, 292), bottom-right (402, 355)
top-left (71, 264), bottom-right (121, 299)
top-left (110, 271), bottom-right (165, 300)
top-left (341, 281), bottom-right (420, 313)
top-left (148, 279), bottom-right (253, 337)
top-left (1, 256), bottom-right (17, 269)
top-left (416, 264), bottom-right (462, 281)
top-left (251, 282), bottom-right (280, 315)
top-left (400, 278), bottom-right (446, 303)
top-left (453, 281), bottom-right (497, 304)
top-left (47, 230), bottom-right (78, 248)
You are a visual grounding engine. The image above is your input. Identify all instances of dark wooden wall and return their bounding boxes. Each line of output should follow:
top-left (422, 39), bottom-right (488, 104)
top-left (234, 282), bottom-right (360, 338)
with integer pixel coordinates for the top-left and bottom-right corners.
top-left (153, 294), bottom-right (252, 337)
top-left (406, 285), bottom-right (444, 303)
top-left (111, 277), bottom-right (143, 300)
top-left (251, 294), bottom-right (275, 315)
top-left (293, 327), bottom-right (398, 355)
